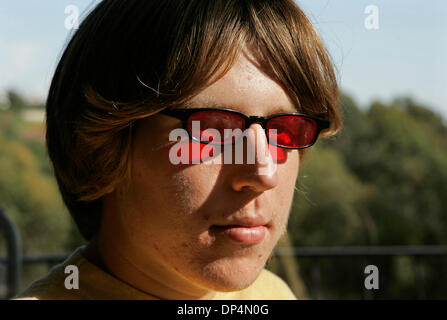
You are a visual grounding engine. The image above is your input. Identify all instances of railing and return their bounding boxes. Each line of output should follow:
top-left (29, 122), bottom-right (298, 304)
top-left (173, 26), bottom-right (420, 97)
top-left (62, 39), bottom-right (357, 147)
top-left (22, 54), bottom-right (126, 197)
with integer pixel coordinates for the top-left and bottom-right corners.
top-left (1, 207), bottom-right (447, 299)
top-left (274, 246), bottom-right (447, 299)
top-left (0, 208), bottom-right (22, 299)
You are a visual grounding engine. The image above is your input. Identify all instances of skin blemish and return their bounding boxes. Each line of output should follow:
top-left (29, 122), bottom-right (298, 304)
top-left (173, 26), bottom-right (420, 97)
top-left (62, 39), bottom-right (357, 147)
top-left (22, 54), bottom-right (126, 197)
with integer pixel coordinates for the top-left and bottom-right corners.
top-left (199, 231), bottom-right (216, 248)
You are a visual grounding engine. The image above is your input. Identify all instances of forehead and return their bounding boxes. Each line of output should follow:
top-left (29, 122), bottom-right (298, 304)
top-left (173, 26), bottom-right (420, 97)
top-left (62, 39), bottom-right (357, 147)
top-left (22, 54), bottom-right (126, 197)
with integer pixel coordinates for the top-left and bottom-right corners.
top-left (187, 50), bottom-right (297, 116)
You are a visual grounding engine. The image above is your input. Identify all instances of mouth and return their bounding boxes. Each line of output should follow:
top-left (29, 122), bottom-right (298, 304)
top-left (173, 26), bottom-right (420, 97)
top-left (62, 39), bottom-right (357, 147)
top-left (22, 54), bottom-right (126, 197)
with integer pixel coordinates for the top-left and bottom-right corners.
top-left (210, 224), bottom-right (269, 244)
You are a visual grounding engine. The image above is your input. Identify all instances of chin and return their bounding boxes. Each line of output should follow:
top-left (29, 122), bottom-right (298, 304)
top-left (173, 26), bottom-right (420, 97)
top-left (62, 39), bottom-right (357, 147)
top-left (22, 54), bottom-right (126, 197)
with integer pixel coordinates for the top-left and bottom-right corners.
top-left (198, 255), bottom-right (267, 292)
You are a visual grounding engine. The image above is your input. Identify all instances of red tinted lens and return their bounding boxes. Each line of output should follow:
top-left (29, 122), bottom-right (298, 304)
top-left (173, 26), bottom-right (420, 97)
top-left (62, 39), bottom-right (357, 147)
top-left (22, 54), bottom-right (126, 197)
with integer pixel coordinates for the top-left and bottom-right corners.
top-left (187, 110), bottom-right (245, 144)
top-left (266, 115), bottom-right (318, 148)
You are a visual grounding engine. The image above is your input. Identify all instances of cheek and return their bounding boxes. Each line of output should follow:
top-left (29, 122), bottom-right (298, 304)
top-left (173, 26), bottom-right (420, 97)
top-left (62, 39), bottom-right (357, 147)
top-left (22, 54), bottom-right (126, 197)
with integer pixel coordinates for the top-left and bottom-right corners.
top-left (272, 151), bottom-right (299, 224)
top-left (125, 143), bottom-right (222, 235)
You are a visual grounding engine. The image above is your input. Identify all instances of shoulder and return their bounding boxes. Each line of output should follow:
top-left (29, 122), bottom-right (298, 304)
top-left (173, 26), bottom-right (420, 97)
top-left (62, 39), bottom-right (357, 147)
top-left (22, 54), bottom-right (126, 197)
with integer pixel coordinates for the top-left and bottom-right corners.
top-left (13, 247), bottom-right (86, 300)
top-left (13, 272), bottom-right (77, 300)
top-left (14, 246), bottom-right (159, 300)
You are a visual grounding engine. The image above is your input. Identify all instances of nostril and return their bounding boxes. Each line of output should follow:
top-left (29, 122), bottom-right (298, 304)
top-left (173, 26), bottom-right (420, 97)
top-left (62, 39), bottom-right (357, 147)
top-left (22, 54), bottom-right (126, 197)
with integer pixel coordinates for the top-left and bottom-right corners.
top-left (231, 167), bottom-right (279, 192)
top-left (240, 186), bottom-right (256, 193)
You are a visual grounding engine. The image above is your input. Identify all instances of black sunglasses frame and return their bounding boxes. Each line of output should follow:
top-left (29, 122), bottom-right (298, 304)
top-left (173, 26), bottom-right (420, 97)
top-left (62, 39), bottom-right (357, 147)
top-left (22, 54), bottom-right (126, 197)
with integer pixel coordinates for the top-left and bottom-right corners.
top-left (159, 107), bottom-right (330, 149)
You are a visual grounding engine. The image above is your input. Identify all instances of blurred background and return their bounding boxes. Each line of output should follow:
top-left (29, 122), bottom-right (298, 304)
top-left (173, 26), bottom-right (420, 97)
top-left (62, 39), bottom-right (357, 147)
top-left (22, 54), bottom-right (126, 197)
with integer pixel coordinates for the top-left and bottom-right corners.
top-left (0, 0), bottom-right (446, 299)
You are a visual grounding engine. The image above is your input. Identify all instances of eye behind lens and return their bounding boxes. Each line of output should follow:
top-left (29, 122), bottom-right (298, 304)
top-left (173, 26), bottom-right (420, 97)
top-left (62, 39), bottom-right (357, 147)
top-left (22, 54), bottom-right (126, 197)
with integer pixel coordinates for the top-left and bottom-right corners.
top-left (266, 115), bottom-right (318, 148)
top-left (188, 110), bottom-right (246, 144)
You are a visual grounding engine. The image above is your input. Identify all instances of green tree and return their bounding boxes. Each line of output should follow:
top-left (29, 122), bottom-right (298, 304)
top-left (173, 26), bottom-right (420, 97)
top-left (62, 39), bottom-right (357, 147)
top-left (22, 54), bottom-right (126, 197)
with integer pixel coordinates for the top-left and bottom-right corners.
top-left (0, 91), bottom-right (84, 291)
top-left (6, 90), bottom-right (28, 112)
top-left (290, 92), bottom-right (447, 299)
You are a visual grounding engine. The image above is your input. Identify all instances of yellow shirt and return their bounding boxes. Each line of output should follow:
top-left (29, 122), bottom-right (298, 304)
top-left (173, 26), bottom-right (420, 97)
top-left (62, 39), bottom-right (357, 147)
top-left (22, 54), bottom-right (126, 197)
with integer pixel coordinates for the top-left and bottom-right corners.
top-left (15, 247), bottom-right (297, 300)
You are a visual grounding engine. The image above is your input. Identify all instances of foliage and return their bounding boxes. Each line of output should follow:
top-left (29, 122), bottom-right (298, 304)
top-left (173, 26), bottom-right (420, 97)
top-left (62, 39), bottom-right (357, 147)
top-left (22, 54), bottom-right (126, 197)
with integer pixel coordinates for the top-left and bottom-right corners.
top-left (0, 91), bottom-right (86, 255)
top-left (289, 93), bottom-right (447, 299)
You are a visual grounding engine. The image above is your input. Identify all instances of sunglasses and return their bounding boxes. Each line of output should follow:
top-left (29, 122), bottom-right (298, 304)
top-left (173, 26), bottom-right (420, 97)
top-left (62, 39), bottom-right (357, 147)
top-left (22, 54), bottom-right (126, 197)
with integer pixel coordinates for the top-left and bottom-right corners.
top-left (159, 107), bottom-right (330, 149)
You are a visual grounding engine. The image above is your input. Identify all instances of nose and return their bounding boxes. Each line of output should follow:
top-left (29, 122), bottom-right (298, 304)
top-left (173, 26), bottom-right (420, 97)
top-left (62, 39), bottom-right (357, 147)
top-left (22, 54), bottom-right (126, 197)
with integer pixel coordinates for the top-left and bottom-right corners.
top-left (230, 123), bottom-right (278, 193)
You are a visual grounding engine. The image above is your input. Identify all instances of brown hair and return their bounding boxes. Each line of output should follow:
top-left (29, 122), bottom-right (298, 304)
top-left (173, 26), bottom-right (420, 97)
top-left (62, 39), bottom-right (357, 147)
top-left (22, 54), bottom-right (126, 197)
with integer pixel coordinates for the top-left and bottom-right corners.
top-left (46, 0), bottom-right (342, 240)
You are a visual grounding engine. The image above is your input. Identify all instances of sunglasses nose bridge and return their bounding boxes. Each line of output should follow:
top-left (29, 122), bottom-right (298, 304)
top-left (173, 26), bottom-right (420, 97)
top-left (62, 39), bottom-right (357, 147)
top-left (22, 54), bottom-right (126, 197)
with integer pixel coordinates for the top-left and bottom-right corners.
top-left (243, 116), bottom-right (270, 147)
top-left (245, 116), bottom-right (267, 129)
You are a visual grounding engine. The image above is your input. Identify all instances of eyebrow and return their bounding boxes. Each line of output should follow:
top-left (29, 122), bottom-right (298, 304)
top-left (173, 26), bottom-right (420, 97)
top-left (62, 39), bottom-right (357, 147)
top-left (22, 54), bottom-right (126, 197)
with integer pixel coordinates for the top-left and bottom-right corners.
top-left (182, 101), bottom-right (299, 115)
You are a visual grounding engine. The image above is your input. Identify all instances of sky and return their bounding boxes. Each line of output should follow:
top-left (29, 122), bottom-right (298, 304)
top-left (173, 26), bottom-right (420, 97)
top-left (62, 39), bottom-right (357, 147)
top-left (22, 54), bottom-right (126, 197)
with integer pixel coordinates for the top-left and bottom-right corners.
top-left (0, 0), bottom-right (446, 119)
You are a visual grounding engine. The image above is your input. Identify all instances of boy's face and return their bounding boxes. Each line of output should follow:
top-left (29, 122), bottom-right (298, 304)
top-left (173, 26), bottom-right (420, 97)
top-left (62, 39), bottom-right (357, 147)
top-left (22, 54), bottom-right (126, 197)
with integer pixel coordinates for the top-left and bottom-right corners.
top-left (101, 50), bottom-right (300, 295)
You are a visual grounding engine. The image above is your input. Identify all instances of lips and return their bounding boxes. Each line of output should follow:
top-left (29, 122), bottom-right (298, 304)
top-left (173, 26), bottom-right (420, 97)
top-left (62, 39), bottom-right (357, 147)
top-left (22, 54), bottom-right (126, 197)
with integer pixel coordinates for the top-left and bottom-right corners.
top-left (213, 217), bottom-right (270, 228)
top-left (211, 218), bottom-right (270, 244)
top-left (214, 225), bottom-right (267, 244)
